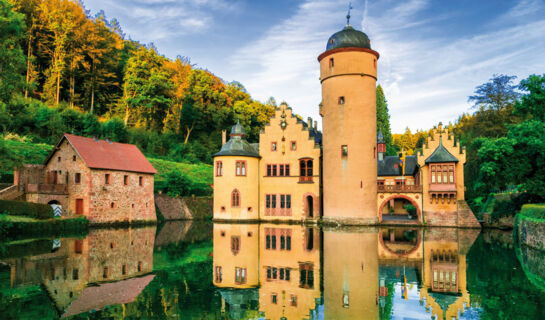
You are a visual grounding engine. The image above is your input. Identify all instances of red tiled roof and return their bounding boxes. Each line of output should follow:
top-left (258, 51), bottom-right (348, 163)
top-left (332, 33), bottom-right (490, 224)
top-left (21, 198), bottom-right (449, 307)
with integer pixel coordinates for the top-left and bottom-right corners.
top-left (49, 134), bottom-right (157, 174)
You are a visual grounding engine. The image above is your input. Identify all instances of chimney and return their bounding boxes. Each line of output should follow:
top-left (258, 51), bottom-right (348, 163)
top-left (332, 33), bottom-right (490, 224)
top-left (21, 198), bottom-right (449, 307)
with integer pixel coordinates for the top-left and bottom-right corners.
top-left (221, 130), bottom-right (226, 145)
top-left (307, 117), bottom-right (312, 129)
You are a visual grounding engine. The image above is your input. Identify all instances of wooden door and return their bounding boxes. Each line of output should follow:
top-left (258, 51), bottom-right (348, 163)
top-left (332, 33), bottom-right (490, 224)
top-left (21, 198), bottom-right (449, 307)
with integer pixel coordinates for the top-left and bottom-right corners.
top-left (75, 199), bottom-right (83, 215)
top-left (52, 171), bottom-right (58, 184)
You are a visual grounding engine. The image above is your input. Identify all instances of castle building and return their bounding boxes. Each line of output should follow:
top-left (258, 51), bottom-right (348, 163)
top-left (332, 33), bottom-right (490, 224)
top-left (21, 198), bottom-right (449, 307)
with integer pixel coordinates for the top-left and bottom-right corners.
top-left (213, 20), bottom-right (479, 228)
top-left (8, 134), bottom-right (157, 223)
top-left (213, 105), bottom-right (322, 223)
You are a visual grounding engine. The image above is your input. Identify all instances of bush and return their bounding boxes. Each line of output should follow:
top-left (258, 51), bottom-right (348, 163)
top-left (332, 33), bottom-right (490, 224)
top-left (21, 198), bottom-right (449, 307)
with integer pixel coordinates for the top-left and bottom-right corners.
top-left (519, 204), bottom-right (545, 221)
top-left (404, 204), bottom-right (417, 219)
top-left (0, 200), bottom-right (53, 219)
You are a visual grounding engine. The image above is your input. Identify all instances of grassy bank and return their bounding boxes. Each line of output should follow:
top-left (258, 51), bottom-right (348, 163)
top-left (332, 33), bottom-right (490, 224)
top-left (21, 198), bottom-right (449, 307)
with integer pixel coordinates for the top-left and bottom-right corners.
top-left (0, 139), bottom-right (213, 194)
top-left (0, 214), bottom-right (88, 241)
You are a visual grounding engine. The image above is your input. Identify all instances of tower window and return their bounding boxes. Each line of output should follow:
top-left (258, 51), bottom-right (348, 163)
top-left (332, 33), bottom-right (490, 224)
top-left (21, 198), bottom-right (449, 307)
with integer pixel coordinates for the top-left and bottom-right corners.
top-left (236, 161), bottom-right (247, 176)
top-left (231, 189), bottom-right (241, 207)
top-left (291, 141), bottom-right (297, 151)
top-left (341, 145), bottom-right (348, 157)
top-left (271, 142), bottom-right (277, 151)
top-left (329, 58), bottom-right (334, 68)
top-left (338, 96), bottom-right (345, 105)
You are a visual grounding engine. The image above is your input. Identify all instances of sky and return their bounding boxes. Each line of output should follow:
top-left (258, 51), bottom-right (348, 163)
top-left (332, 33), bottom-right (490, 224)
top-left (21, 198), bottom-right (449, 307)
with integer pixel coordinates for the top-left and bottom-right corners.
top-left (82, 0), bottom-right (545, 133)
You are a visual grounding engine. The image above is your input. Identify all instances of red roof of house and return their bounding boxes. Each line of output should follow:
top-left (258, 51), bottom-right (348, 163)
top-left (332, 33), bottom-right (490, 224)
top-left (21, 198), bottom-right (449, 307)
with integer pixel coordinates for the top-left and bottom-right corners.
top-left (47, 134), bottom-right (157, 174)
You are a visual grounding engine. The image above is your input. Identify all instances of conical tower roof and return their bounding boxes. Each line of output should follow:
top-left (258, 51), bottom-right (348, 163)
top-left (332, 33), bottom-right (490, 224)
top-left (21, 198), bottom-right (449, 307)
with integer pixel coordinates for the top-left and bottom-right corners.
top-left (214, 121), bottom-right (260, 158)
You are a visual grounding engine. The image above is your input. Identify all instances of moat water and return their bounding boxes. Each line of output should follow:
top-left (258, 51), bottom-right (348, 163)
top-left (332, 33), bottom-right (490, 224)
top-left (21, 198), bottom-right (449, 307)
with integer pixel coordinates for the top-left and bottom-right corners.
top-left (1, 222), bottom-right (544, 319)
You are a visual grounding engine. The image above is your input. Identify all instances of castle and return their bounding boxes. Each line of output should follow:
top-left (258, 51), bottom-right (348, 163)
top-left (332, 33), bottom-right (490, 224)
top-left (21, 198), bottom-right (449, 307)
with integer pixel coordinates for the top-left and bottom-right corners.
top-left (213, 21), bottom-right (479, 228)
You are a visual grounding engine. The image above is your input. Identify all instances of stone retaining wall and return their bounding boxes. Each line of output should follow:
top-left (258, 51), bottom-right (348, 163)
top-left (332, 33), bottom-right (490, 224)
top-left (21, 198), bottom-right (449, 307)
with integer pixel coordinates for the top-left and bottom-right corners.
top-left (154, 194), bottom-right (212, 220)
top-left (517, 216), bottom-right (545, 251)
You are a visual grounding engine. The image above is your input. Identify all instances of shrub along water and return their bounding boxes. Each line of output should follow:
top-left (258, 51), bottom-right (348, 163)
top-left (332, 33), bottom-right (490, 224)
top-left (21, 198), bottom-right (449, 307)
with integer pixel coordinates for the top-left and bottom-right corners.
top-left (0, 199), bottom-right (53, 219)
top-left (0, 215), bottom-right (88, 241)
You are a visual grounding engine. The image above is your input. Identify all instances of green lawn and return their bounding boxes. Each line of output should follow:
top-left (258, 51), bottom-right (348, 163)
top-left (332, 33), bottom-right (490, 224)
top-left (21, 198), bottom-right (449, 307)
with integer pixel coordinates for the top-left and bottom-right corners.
top-left (1, 139), bottom-right (212, 190)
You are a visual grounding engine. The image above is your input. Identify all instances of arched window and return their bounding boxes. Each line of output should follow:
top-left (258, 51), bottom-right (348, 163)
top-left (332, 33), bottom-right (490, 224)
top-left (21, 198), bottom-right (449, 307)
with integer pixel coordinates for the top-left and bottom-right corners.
top-left (299, 159), bottom-right (313, 182)
top-left (231, 189), bottom-right (241, 207)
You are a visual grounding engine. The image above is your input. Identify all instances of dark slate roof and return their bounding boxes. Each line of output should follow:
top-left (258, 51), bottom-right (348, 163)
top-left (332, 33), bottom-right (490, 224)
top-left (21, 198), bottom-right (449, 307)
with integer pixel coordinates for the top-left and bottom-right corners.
top-left (377, 155), bottom-right (418, 177)
top-left (377, 130), bottom-right (385, 143)
top-left (214, 121), bottom-right (260, 158)
top-left (326, 25), bottom-right (371, 51)
top-left (301, 121), bottom-right (323, 146)
top-left (425, 139), bottom-right (459, 163)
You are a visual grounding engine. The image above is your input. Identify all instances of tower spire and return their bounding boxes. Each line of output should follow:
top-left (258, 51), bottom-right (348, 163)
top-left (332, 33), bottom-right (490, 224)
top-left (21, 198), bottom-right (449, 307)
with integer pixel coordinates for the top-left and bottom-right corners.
top-left (346, 2), bottom-right (353, 26)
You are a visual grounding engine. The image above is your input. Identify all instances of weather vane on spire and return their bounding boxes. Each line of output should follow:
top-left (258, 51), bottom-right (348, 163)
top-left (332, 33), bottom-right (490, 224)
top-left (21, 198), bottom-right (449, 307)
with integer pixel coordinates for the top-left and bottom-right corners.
top-left (346, 2), bottom-right (353, 26)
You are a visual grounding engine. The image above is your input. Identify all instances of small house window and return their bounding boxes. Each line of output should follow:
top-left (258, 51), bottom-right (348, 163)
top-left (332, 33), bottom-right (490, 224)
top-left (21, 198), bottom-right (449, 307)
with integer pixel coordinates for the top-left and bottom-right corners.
top-left (72, 155), bottom-right (76, 161)
top-left (138, 261), bottom-right (142, 272)
top-left (291, 141), bottom-right (297, 151)
top-left (299, 159), bottom-right (313, 182)
top-left (124, 175), bottom-right (128, 185)
top-left (122, 264), bottom-right (127, 275)
top-left (271, 142), bottom-right (277, 151)
top-left (338, 96), bottom-right (345, 105)
top-left (267, 164), bottom-right (272, 176)
top-left (75, 173), bottom-right (81, 184)
top-left (285, 164), bottom-right (290, 176)
top-left (139, 176), bottom-right (143, 186)
top-left (57, 156), bottom-right (61, 162)
top-left (103, 267), bottom-right (109, 279)
top-left (236, 161), bottom-right (246, 176)
top-left (216, 161), bottom-right (223, 176)
top-left (105, 174), bottom-right (110, 185)
top-left (110, 202), bottom-right (115, 208)
top-left (272, 294), bottom-right (278, 304)
top-left (235, 267), bottom-right (246, 284)
top-left (73, 269), bottom-right (79, 280)
top-left (215, 266), bottom-right (222, 283)
top-left (231, 236), bottom-right (240, 255)
top-left (341, 145), bottom-right (348, 157)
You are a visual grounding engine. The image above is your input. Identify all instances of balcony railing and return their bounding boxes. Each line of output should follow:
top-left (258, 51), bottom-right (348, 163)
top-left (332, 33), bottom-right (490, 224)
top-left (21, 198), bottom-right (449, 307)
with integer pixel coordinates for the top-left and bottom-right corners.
top-left (299, 176), bottom-right (313, 183)
top-left (26, 183), bottom-right (68, 195)
top-left (377, 185), bottom-right (422, 193)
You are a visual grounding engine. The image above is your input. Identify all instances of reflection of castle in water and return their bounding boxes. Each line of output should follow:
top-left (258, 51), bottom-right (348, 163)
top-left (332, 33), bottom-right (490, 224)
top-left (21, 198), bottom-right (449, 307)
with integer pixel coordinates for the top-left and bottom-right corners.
top-left (1, 227), bottom-right (155, 318)
top-left (212, 224), bottom-right (323, 319)
top-left (213, 224), bottom-right (479, 320)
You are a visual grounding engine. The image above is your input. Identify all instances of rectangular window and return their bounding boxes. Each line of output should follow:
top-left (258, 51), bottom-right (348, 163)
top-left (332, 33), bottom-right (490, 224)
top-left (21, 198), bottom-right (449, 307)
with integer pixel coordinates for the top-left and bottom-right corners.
top-left (279, 165), bottom-right (284, 177)
top-left (235, 267), bottom-right (246, 284)
top-left (139, 176), bottom-right (143, 186)
top-left (285, 164), bottom-right (290, 176)
top-left (286, 268), bottom-right (291, 280)
top-left (286, 195), bottom-right (291, 209)
top-left (216, 161), bottom-right (223, 176)
top-left (449, 165), bottom-right (454, 183)
top-left (341, 145), bottom-right (348, 157)
top-left (280, 235), bottom-right (286, 249)
top-left (338, 96), bottom-right (345, 105)
top-left (215, 266), bottom-right (222, 282)
top-left (124, 175), bottom-right (128, 185)
top-left (105, 174), bottom-right (110, 185)
top-left (122, 264), bottom-right (127, 275)
top-left (272, 294), bottom-right (277, 304)
top-left (443, 166), bottom-right (448, 184)
top-left (267, 267), bottom-right (272, 279)
top-left (271, 195), bottom-right (276, 208)
top-left (236, 161), bottom-right (247, 176)
top-left (266, 194), bottom-right (271, 208)
top-left (267, 165), bottom-right (272, 177)
top-left (272, 235), bottom-right (277, 249)
top-left (329, 58), bottom-right (334, 68)
top-left (75, 240), bottom-right (83, 254)
top-left (291, 141), bottom-right (297, 151)
top-left (266, 235), bottom-right (271, 249)
top-left (272, 165), bottom-right (277, 177)
top-left (286, 235), bottom-right (292, 250)
top-left (280, 268), bottom-right (285, 280)
top-left (280, 195), bottom-right (286, 209)
top-left (58, 156), bottom-right (61, 162)
top-left (73, 268), bottom-right (79, 280)
top-left (271, 142), bottom-right (277, 151)
top-left (272, 267), bottom-right (277, 279)
top-left (75, 173), bottom-right (81, 184)
top-left (291, 295), bottom-right (297, 306)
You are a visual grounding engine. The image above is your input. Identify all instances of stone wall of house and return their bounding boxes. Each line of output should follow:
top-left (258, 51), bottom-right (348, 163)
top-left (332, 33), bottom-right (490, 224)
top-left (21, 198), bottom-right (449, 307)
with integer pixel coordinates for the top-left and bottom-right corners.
top-left (88, 169), bottom-right (155, 223)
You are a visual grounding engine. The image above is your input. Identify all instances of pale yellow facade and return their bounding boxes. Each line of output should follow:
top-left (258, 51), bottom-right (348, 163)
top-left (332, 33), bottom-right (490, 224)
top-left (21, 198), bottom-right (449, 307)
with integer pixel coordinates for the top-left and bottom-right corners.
top-left (258, 104), bottom-right (321, 222)
top-left (213, 156), bottom-right (260, 220)
top-left (320, 49), bottom-right (379, 225)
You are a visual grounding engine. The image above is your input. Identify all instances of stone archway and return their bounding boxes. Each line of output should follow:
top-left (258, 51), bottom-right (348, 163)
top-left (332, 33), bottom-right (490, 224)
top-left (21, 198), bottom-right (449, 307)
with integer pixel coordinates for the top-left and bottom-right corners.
top-left (48, 200), bottom-right (62, 217)
top-left (378, 194), bottom-right (421, 223)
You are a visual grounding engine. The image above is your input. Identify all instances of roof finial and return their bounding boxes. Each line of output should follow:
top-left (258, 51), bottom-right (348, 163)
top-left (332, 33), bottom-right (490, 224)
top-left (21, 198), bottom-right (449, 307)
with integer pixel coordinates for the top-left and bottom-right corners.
top-left (346, 2), bottom-right (353, 26)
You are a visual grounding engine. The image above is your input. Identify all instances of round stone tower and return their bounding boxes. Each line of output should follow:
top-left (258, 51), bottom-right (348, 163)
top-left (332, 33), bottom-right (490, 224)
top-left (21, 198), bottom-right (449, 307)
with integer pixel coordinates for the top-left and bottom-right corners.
top-left (318, 22), bottom-right (379, 225)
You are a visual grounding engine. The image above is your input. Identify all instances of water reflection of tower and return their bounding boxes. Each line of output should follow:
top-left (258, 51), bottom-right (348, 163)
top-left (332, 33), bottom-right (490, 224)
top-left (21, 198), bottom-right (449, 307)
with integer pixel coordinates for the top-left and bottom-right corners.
top-left (258, 225), bottom-right (322, 320)
top-left (324, 229), bottom-right (379, 319)
top-left (212, 224), bottom-right (260, 318)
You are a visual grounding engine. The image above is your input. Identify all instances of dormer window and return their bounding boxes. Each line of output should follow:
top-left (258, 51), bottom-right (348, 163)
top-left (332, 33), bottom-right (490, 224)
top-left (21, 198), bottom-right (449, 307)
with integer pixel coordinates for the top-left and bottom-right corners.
top-left (338, 96), bottom-right (345, 105)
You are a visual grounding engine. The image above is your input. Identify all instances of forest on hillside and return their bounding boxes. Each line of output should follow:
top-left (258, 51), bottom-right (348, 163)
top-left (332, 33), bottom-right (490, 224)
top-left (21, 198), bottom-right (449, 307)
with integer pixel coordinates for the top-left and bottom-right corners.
top-left (1, 0), bottom-right (545, 215)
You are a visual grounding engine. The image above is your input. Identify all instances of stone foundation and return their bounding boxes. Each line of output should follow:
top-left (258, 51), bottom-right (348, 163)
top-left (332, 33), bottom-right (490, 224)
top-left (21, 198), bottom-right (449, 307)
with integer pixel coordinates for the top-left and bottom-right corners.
top-left (517, 217), bottom-right (545, 251)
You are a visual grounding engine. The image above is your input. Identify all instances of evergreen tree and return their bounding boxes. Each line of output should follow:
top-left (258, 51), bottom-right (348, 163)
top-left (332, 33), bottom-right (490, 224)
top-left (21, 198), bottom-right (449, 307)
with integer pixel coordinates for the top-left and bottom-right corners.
top-left (376, 85), bottom-right (394, 155)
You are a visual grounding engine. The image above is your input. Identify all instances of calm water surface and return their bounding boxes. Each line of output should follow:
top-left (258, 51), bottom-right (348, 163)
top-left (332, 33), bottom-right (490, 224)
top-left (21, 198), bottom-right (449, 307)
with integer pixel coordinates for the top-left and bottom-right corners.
top-left (1, 222), bottom-right (544, 319)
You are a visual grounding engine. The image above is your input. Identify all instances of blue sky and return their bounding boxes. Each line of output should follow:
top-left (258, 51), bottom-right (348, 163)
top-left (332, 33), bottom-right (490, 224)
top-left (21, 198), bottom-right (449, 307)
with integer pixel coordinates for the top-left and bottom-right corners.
top-left (83, 0), bottom-right (545, 133)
